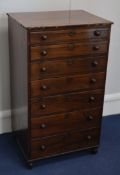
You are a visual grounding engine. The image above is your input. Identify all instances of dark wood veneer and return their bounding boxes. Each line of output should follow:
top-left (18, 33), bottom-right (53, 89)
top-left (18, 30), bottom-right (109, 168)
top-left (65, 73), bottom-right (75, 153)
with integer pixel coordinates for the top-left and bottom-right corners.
top-left (8, 10), bottom-right (112, 166)
top-left (30, 27), bottom-right (109, 45)
top-left (31, 90), bottom-right (104, 116)
top-left (31, 57), bottom-right (107, 80)
top-left (31, 108), bottom-right (102, 138)
top-left (31, 41), bottom-right (108, 61)
top-left (8, 16), bottom-right (29, 156)
top-left (31, 72), bottom-right (105, 97)
top-left (31, 128), bottom-right (100, 159)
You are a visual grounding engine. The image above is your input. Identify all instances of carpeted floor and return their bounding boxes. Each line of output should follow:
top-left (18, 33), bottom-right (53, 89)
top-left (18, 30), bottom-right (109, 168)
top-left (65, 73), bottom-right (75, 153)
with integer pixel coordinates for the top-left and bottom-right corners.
top-left (0, 114), bottom-right (120, 175)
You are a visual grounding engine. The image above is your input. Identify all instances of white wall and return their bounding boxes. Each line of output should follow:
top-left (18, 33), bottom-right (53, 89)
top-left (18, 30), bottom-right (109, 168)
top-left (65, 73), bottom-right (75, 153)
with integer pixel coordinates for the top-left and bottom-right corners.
top-left (0, 0), bottom-right (120, 133)
top-left (72, 0), bottom-right (120, 95)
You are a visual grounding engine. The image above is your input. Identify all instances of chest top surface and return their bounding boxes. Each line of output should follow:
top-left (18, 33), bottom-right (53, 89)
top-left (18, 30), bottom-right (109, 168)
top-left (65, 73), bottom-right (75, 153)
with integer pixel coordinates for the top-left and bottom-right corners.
top-left (8, 10), bottom-right (112, 29)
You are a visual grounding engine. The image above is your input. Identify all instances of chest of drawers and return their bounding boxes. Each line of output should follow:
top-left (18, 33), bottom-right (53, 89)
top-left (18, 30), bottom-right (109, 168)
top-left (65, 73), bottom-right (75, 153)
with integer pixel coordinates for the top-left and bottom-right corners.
top-left (8, 10), bottom-right (112, 166)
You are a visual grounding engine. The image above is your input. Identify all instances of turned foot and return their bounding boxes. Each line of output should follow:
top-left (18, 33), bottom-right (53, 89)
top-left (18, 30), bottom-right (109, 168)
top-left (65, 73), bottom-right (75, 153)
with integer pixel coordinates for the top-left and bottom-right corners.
top-left (91, 147), bottom-right (98, 154)
top-left (27, 162), bottom-right (33, 169)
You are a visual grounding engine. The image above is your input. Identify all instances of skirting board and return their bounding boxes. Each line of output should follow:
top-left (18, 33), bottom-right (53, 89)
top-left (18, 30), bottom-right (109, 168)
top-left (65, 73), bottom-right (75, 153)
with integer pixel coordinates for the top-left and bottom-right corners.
top-left (103, 93), bottom-right (120, 116)
top-left (0, 93), bottom-right (120, 134)
top-left (0, 110), bottom-right (11, 134)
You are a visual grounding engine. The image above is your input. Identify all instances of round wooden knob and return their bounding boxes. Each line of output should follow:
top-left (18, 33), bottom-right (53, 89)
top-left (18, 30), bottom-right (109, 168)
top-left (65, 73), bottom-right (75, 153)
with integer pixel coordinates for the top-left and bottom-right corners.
top-left (87, 135), bottom-right (92, 140)
top-left (68, 43), bottom-right (75, 50)
top-left (41, 123), bottom-right (46, 129)
top-left (92, 61), bottom-right (98, 67)
top-left (41, 35), bottom-right (48, 40)
top-left (93, 46), bottom-right (100, 51)
top-left (90, 78), bottom-right (97, 83)
top-left (41, 104), bottom-right (46, 109)
top-left (66, 59), bottom-right (74, 65)
top-left (89, 96), bottom-right (95, 101)
top-left (41, 50), bottom-right (47, 56)
top-left (69, 31), bottom-right (76, 36)
top-left (40, 145), bottom-right (46, 150)
top-left (88, 115), bottom-right (94, 120)
top-left (94, 30), bottom-right (101, 36)
top-left (41, 67), bottom-right (47, 72)
top-left (64, 113), bottom-right (69, 119)
top-left (41, 85), bottom-right (47, 91)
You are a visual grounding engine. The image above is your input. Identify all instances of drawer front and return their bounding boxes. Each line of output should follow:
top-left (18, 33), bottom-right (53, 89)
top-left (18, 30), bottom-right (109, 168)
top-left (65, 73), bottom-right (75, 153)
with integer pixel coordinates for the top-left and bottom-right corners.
top-left (31, 42), bottom-right (108, 61)
top-left (31, 108), bottom-right (102, 138)
top-left (31, 90), bottom-right (104, 116)
top-left (31, 73), bottom-right (105, 97)
top-left (30, 28), bottom-right (109, 45)
top-left (31, 128), bottom-right (99, 159)
top-left (31, 57), bottom-right (107, 80)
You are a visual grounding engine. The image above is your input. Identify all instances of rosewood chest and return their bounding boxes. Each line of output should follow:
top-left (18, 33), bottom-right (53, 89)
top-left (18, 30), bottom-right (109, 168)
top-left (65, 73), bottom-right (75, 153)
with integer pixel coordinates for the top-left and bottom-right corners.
top-left (8, 10), bottom-right (113, 166)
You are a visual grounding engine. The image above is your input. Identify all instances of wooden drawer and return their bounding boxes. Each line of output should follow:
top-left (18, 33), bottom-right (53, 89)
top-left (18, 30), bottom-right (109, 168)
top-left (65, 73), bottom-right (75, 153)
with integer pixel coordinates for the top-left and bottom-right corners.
top-left (31, 73), bottom-right (105, 97)
top-left (31, 90), bottom-right (104, 116)
top-left (30, 28), bottom-right (109, 45)
top-left (31, 57), bottom-right (107, 80)
top-left (31, 128), bottom-right (99, 159)
top-left (31, 108), bottom-right (102, 138)
top-left (30, 41), bottom-right (108, 61)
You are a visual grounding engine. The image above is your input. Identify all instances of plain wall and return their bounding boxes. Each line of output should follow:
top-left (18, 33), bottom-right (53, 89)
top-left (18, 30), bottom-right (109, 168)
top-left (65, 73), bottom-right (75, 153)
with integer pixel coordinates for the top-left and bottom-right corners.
top-left (0, 0), bottom-right (120, 112)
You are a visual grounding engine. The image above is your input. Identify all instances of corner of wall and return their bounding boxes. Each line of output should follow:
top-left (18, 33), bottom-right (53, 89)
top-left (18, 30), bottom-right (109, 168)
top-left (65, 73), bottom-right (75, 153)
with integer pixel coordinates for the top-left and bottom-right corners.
top-left (0, 110), bottom-right (11, 134)
top-left (103, 93), bottom-right (120, 116)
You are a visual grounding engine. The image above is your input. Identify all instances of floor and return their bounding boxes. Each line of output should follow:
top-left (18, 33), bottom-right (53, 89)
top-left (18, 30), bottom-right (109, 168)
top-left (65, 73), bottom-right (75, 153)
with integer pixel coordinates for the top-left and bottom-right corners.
top-left (0, 114), bottom-right (120, 175)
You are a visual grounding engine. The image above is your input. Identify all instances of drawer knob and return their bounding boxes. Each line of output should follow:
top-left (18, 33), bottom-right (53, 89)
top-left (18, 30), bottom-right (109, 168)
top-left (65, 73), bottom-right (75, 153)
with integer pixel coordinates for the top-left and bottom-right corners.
top-left (41, 50), bottom-right (47, 56)
top-left (89, 96), bottom-right (95, 101)
top-left (40, 145), bottom-right (46, 150)
top-left (90, 78), bottom-right (97, 83)
top-left (93, 46), bottom-right (100, 51)
top-left (88, 115), bottom-right (94, 120)
top-left (68, 43), bottom-right (75, 50)
top-left (41, 123), bottom-right (46, 129)
top-left (41, 85), bottom-right (47, 91)
top-left (87, 135), bottom-right (92, 140)
top-left (66, 59), bottom-right (74, 65)
top-left (64, 113), bottom-right (69, 119)
top-left (41, 67), bottom-right (47, 72)
top-left (41, 35), bottom-right (48, 40)
top-left (92, 61), bottom-right (98, 67)
top-left (41, 104), bottom-right (46, 109)
top-left (68, 31), bottom-right (76, 36)
top-left (94, 30), bottom-right (101, 36)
